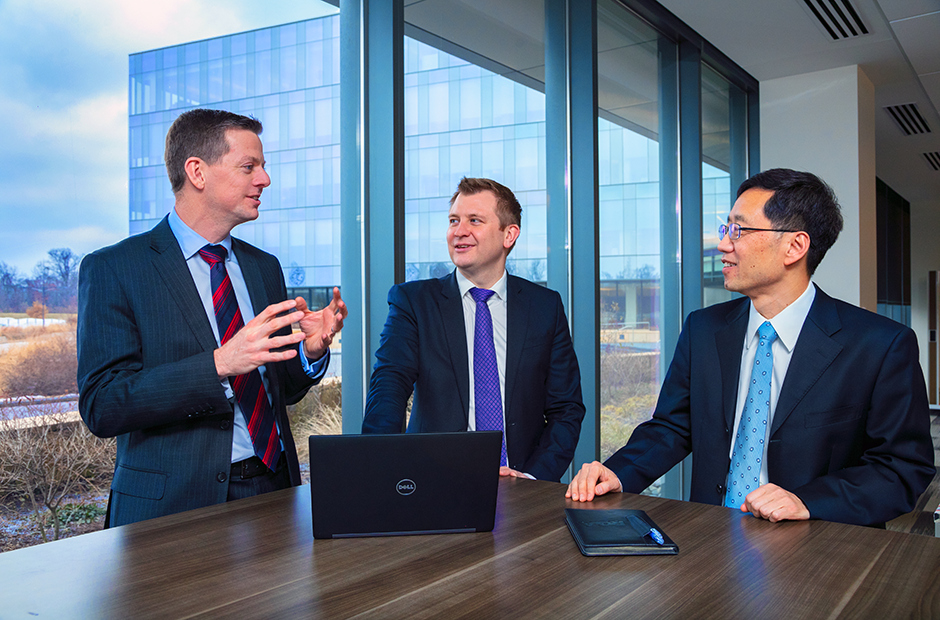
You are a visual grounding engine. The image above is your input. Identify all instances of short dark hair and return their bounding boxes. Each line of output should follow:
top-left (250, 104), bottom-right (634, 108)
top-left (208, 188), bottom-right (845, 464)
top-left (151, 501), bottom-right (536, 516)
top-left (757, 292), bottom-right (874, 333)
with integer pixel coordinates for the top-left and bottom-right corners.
top-left (450, 177), bottom-right (522, 229)
top-left (737, 168), bottom-right (843, 275)
top-left (164, 109), bottom-right (263, 194)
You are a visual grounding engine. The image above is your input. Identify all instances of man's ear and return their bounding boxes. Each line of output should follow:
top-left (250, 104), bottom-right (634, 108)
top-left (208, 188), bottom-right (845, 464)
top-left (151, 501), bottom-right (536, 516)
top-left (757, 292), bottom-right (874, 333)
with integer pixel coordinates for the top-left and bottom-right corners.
top-left (184, 157), bottom-right (207, 191)
top-left (503, 224), bottom-right (520, 250)
top-left (783, 231), bottom-right (810, 267)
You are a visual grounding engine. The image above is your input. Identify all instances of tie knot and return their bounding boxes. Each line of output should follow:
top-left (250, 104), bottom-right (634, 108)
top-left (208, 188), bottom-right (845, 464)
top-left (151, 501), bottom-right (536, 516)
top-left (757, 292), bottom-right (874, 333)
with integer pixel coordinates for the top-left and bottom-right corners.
top-left (198, 244), bottom-right (227, 266)
top-left (470, 287), bottom-right (496, 304)
top-left (757, 321), bottom-right (777, 344)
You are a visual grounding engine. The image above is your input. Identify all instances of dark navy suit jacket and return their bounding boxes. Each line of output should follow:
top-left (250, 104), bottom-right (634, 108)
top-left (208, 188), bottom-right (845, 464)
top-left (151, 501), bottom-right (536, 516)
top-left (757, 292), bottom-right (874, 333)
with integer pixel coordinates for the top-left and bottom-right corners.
top-left (605, 286), bottom-right (935, 526)
top-left (77, 217), bottom-right (316, 527)
top-left (362, 272), bottom-right (585, 482)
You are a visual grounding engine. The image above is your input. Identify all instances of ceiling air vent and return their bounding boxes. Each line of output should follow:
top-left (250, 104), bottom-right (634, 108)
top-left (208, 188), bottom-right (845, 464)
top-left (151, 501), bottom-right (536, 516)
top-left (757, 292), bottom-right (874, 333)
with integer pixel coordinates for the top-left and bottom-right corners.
top-left (884, 103), bottom-right (932, 136)
top-left (925, 152), bottom-right (940, 172)
top-left (802, 0), bottom-right (869, 40)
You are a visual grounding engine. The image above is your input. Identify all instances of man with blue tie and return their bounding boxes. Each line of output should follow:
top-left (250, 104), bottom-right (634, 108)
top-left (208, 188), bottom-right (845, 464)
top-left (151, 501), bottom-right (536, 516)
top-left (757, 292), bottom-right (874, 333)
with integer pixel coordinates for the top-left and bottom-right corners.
top-left (362, 178), bottom-right (584, 482)
top-left (78, 109), bottom-right (347, 526)
top-left (567, 168), bottom-right (934, 526)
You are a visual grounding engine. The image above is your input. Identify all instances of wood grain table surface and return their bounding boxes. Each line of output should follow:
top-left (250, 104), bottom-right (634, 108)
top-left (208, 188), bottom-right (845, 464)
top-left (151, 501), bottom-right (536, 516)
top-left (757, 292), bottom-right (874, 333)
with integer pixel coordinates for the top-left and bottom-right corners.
top-left (1, 477), bottom-right (938, 619)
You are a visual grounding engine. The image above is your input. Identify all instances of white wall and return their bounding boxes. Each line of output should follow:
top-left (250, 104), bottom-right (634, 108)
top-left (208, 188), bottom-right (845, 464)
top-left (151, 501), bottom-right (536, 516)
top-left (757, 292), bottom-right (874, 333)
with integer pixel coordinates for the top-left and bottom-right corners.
top-left (759, 65), bottom-right (877, 310)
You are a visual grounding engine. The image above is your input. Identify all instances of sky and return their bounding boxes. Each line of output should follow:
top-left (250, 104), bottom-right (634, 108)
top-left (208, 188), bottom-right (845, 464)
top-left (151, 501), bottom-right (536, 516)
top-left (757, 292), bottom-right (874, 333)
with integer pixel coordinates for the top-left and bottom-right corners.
top-left (0, 0), bottom-right (337, 277)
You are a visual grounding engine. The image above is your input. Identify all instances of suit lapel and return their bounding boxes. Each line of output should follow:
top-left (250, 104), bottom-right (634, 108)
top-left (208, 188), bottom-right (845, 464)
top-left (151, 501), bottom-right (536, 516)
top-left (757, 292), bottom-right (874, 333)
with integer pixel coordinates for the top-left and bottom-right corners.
top-left (716, 300), bottom-right (749, 430)
top-left (438, 273), bottom-right (471, 422)
top-left (771, 287), bottom-right (843, 435)
top-left (149, 217), bottom-right (218, 353)
top-left (504, 275), bottom-right (528, 420)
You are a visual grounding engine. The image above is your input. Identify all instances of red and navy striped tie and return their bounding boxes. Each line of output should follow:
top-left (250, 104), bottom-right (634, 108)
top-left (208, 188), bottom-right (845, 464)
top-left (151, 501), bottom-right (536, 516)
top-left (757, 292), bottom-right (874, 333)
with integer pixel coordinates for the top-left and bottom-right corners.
top-left (199, 244), bottom-right (281, 471)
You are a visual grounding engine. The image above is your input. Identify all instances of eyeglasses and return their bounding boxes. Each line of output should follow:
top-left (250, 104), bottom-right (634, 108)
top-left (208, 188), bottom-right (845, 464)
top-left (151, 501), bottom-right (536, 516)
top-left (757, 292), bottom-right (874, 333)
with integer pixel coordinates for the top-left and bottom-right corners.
top-left (718, 223), bottom-right (799, 240)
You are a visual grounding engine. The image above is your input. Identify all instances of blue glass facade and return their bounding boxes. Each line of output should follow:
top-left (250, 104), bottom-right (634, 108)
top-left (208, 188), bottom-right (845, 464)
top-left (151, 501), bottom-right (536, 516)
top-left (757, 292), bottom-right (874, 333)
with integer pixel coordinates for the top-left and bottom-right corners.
top-left (129, 18), bottom-right (342, 304)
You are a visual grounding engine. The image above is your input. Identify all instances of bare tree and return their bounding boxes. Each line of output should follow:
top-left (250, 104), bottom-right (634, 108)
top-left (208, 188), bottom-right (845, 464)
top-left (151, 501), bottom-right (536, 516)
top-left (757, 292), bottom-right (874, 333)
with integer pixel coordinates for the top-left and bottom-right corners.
top-left (45, 248), bottom-right (81, 312)
top-left (0, 262), bottom-right (27, 313)
top-left (0, 401), bottom-right (115, 543)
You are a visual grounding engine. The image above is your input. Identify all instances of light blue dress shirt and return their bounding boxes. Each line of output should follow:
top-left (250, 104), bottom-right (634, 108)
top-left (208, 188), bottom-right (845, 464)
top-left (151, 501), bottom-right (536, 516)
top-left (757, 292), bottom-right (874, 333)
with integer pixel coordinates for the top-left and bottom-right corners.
top-left (168, 209), bottom-right (328, 463)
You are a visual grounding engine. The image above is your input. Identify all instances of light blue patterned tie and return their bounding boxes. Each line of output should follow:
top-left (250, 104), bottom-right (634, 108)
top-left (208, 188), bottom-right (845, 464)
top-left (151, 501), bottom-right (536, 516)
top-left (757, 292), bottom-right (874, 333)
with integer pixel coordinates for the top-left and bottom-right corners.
top-left (725, 321), bottom-right (777, 509)
top-left (470, 287), bottom-right (507, 466)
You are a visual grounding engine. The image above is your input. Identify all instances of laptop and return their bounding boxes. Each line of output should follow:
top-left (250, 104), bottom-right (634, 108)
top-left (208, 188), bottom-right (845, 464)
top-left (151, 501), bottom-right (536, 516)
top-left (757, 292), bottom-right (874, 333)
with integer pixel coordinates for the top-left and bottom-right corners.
top-left (308, 431), bottom-right (502, 539)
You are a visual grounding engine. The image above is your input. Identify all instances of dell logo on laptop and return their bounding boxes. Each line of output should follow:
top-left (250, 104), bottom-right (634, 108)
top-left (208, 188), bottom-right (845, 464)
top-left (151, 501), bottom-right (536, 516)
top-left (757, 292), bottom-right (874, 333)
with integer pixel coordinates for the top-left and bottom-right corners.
top-left (396, 479), bottom-right (416, 495)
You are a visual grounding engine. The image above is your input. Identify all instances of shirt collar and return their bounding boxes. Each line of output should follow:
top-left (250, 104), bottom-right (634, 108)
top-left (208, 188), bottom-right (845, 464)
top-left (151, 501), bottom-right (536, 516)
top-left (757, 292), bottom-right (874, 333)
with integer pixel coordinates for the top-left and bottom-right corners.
top-left (746, 282), bottom-right (816, 353)
top-left (455, 268), bottom-right (508, 301)
top-left (168, 209), bottom-right (233, 261)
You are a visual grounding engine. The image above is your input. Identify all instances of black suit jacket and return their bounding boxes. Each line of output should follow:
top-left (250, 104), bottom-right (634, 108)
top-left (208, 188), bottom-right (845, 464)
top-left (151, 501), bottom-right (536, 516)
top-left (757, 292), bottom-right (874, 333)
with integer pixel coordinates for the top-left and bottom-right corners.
top-left (605, 286), bottom-right (935, 525)
top-left (361, 272), bottom-right (585, 481)
top-left (77, 217), bottom-right (316, 527)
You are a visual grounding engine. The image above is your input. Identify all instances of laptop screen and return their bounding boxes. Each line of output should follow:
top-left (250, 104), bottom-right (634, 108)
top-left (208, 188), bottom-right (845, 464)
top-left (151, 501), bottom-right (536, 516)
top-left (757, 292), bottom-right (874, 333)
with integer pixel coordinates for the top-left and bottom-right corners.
top-left (308, 431), bottom-right (501, 539)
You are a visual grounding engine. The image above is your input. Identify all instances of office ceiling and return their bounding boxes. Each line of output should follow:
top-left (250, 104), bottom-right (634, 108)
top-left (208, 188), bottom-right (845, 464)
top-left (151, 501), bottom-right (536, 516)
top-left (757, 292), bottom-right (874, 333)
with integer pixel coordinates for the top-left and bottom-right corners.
top-left (658, 0), bottom-right (940, 204)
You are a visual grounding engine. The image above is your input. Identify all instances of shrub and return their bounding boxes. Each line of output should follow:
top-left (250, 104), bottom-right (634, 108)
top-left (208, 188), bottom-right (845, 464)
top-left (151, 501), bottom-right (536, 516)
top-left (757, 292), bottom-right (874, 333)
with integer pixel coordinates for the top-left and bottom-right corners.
top-left (0, 332), bottom-right (77, 397)
top-left (288, 378), bottom-right (342, 465)
top-left (0, 323), bottom-right (73, 342)
top-left (25, 302), bottom-right (48, 319)
top-left (0, 402), bottom-right (115, 542)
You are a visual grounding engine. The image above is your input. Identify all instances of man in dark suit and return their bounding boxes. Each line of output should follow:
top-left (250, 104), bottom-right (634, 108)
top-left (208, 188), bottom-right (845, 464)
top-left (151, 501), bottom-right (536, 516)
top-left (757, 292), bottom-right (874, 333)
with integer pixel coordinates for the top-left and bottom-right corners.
top-left (362, 178), bottom-right (584, 482)
top-left (78, 109), bottom-right (346, 527)
top-left (567, 169), bottom-right (934, 526)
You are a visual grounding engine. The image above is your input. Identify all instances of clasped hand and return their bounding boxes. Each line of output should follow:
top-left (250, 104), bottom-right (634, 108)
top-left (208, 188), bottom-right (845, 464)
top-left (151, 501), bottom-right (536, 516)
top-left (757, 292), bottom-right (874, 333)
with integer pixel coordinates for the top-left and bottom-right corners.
top-left (214, 287), bottom-right (347, 379)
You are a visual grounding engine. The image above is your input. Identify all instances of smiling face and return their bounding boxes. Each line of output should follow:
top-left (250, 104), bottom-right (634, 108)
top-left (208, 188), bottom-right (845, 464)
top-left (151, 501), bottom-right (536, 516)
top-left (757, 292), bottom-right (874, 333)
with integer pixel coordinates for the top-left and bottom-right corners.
top-left (446, 190), bottom-right (520, 289)
top-left (202, 128), bottom-right (271, 230)
top-left (717, 188), bottom-right (791, 301)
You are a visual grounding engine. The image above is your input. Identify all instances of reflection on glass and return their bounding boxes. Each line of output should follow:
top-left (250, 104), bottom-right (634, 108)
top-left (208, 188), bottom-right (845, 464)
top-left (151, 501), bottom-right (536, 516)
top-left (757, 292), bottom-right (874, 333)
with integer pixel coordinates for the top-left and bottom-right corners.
top-left (702, 64), bottom-right (734, 307)
top-left (402, 1), bottom-right (548, 282)
top-left (596, 1), bottom-right (664, 497)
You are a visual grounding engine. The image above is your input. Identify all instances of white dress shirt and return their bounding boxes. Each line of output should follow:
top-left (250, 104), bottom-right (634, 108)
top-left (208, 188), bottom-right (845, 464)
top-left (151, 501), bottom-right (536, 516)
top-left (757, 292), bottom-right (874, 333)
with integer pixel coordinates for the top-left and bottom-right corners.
top-left (729, 282), bottom-right (816, 486)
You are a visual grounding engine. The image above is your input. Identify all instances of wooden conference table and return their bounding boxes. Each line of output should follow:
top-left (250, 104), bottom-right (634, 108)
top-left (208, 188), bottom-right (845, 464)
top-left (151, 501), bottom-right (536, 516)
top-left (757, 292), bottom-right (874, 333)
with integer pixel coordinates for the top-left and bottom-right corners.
top-left (2, 478), bottom-right (939, 619)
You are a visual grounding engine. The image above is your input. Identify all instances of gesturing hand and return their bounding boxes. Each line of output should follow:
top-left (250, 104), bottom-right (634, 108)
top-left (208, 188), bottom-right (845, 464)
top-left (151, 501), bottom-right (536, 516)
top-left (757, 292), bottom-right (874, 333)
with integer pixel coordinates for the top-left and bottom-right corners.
top-left (297, 287), bottom-right (348, 361)
top-left (213, 299), bottom-right (306, 379)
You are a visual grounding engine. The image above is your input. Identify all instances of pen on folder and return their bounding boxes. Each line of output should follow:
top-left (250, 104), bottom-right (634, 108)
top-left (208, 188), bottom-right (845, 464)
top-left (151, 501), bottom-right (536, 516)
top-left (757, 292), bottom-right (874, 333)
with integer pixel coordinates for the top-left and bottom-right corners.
top-left (627, 515), bottom-right (665, 545)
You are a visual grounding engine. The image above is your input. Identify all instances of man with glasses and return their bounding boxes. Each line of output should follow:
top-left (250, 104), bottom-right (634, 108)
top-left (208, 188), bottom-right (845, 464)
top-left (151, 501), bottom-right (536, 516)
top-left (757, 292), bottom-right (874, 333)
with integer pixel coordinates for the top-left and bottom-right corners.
top-left (567, 168), bottom-right (934, 527)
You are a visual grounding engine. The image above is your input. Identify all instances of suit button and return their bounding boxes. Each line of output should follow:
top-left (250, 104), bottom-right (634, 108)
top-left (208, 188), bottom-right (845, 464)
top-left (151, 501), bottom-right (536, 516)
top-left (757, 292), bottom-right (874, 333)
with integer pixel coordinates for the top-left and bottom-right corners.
top-left (207, 406), bottom-right (215, 414)
top-left (716, 484), bottom-right (724, 494)
top-left (217, 472), bottom-right (227, 483)
top-left (220, 419), bottom-right (231, 430)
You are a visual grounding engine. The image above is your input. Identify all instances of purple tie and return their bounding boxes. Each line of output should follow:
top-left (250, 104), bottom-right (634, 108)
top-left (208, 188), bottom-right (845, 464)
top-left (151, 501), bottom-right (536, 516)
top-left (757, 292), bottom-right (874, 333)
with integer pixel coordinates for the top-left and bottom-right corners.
top-left (470, 287), bottom-right (507, 466)
top-left (199, 245), bottom-right (281, 471)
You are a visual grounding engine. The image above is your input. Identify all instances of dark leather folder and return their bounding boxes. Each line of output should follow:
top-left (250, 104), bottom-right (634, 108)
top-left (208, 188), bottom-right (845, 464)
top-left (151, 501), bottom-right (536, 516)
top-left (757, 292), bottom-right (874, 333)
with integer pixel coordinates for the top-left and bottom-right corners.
top-left (565, 508), bottom-right (678, 556)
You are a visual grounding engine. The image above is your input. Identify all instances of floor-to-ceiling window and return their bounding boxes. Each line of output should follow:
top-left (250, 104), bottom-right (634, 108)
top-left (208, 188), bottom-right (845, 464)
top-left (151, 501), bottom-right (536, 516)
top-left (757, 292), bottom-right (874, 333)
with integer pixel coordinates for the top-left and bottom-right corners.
top-left (342, 0), bottom-right (759, 496)
top-left (596, 1), bottom-right (667, 478)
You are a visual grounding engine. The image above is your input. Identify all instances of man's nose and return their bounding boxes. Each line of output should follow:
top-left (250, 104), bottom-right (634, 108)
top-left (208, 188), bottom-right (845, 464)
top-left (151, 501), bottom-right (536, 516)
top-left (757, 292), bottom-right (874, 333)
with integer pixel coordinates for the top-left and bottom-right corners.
top-left (717, 232), bottom-right (734, 253)
top-left (256, 168), bottom-right (271, 188)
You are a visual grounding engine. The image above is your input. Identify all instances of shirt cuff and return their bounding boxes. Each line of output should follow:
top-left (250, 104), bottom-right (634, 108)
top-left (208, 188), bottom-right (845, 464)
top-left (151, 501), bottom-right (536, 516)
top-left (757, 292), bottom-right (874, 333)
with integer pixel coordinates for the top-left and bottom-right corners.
top-left (298, 344), bottom-right (330, 380)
